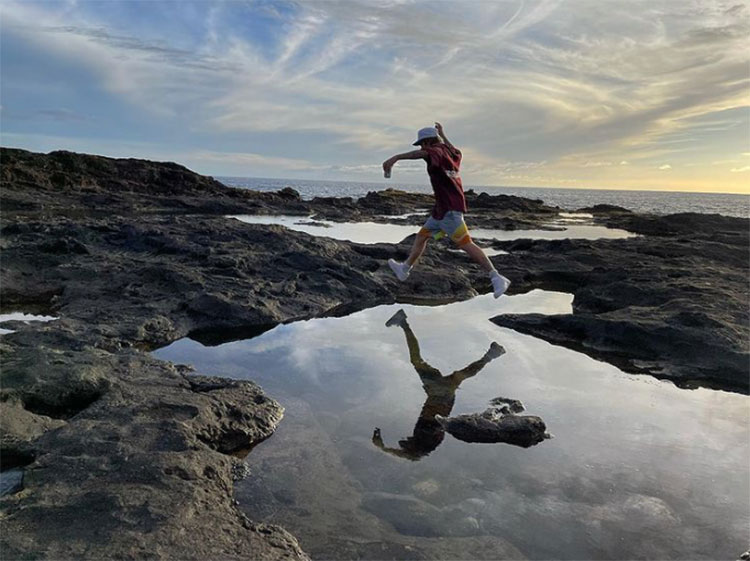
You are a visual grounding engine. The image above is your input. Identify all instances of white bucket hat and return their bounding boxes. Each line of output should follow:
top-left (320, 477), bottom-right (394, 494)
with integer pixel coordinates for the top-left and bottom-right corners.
top-left (413, 126), bottom-right (439, 146)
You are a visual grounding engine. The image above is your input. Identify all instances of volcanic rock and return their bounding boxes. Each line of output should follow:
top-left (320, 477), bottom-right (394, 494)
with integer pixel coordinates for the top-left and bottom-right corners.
top-left (436, 400), bottom-right (547, 448)
top-left (2, 146), bottom-right (747, 560)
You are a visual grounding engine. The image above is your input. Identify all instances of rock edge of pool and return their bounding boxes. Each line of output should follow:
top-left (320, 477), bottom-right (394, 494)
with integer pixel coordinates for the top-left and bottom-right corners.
top-left (1, 147), bottom-right (748, 560)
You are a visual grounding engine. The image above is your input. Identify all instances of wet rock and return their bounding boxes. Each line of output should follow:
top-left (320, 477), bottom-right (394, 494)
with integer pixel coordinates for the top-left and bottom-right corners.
top-left (294, 220), bottom-right (332, 228)
top-left (436, 406), bottom-right (547, 447)
top-left (577, 204), bottom-right (633, 214)
top-left (2, 146), bottom-right (747, 559)
top-left (278, 187), bottom-right (301, 200)
top-left (0, 320), bottom-right (27, 332)
top-left (349, 187), bottom-right (561, 230)
top-left (2, 147), bottom-right (563, 233)
top-left (0, 346), bottom-right (303, 560)
top-left (489, 218), bottom-right (749, 393)
top-left (135, 315), bottom-right (177, 342)
top-left (489, 396), bottom-right (525, 413)
top-left (603, 211), bottom-right (745, 238)
top-left (0, 337), bottom-right (110, 420)
top-left (187, 375), bottom-right (284, 455)
top-left (0, 397), bottom-right (63, 469)
top-left (39, 237), bottom-right (90, 254)
top-left (231, 461), bottom-right (252, 482)
top-left (468, 190), bottom-right (556, 214)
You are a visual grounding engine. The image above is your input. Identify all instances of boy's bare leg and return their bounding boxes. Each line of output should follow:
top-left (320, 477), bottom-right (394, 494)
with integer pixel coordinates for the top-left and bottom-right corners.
top-left (460, 241), bottom-right (494, 272)
top-left (388, 234), bottom-right (428, 281)
top-left (401, 319), bottom-right (425, 366)
top-left (449, 342), bottom-right (505, 384)
top-left (460, 241), bottom-right (511, 298)
top-left (386, 310), bottom-right (440, 376)
top-left (406, 234), bottom-right (430, 267)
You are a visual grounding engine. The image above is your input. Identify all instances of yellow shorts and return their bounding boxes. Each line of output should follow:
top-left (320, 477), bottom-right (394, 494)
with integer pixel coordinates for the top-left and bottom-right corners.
top-left (417, 211), bottom-right (472, 246)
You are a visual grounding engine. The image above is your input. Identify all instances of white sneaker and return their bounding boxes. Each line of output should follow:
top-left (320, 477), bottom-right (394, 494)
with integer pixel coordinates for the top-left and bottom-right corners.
top-left (388, 259), bottom-right (411, 281)
top-left (491, 272), bottom-right (511, 298)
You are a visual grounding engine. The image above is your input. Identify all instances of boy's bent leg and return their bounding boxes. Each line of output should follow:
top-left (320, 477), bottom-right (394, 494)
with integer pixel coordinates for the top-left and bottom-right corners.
top-left (460, 241), bottom-right (494, 273)
top-left (388, 230), bottom-right (430, 281)
top-left (398, 317), bottom-right (441, 380)
top-left (449, 342), bottom-right (505, 384)
top-left (446, 215), bottom-right (493, 273)
top-left (457, 240), bottom-right (512, 298)
top-left (411, 215), bottom-right (442, 268)
top-left (407, 232), bottom-right (430, 267)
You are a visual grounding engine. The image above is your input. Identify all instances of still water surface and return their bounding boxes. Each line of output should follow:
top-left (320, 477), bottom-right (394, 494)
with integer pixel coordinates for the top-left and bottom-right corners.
top-left (228, 214), bottom-right (635, 245)
top-left (0, 312), bottom-right (57, 335)
top-left (154, 291), bottom-right (749, 560)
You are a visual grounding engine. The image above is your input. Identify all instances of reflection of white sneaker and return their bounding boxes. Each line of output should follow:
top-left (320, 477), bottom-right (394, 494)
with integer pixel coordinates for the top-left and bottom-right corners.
top-left (490, 272), bottom-right (511, 298)
top-left (388, 259), bottom-right (411, 281)
top-left (485, 341), bottom-right (506, 360)
top-left (385, 309), bottom-right (407, 327)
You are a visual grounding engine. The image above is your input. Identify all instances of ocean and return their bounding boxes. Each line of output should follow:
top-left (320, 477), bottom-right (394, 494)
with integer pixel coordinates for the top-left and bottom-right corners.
top-left (219, 176), bottom-right (750, 218)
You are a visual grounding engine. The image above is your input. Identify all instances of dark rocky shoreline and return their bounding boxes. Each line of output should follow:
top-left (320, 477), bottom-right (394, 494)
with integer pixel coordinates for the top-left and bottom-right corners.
top-left (488, 212), bottom-right (750, 393)
top-left (1, 147), bottom-right (748, 559)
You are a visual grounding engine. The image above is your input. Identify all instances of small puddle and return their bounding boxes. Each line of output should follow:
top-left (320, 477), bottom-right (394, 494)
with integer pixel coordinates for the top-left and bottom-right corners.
top-left (0, 469), bottom-right (24, 497)
top-left (470, 223), bottom-right (632, 241)
top-left (559, 212), bottom-right (594, 219)
top-left (0, 312), bottom-right (57, 335)
top-left (556, 212), bottom-right (594, 223)
top-left (228, 215), bottom-right (635, 245)
top-left (376, 210), bottom-right (431, 220)
top-left (153, 290), bottom-right (748, 560)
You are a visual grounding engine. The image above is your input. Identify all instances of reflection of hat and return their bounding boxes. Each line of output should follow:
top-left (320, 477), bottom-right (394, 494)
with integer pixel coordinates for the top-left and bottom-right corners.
top-left (413, 126), bottom-right (439, 146)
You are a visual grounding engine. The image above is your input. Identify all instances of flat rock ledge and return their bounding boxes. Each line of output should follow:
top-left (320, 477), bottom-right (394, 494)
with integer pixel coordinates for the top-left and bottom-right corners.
top-left (1, 322), bottom-right (309, 560)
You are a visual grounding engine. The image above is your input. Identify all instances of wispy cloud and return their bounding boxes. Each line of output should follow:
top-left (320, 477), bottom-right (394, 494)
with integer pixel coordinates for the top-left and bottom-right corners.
top-left (1, 0), bottom-right (748, 192)
top-left (34, 108), bottom-right (89, 121)
top-left (184, 149), bottom-right (324, 171)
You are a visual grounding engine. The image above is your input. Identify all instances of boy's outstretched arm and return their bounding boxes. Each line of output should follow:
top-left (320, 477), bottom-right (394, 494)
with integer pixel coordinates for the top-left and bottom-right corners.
top-left (383, 149), bottom-right (428, 176)
top-left (434, 122), bottom-right (457, 150)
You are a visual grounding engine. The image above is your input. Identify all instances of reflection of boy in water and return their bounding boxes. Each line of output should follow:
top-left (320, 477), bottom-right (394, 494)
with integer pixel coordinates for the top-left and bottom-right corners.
top-left (372, 309), bottom-right (505, 461)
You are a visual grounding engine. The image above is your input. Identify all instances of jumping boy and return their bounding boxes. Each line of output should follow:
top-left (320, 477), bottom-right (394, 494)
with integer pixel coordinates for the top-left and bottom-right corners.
top-left (382, 122), bottom-right (511, 298)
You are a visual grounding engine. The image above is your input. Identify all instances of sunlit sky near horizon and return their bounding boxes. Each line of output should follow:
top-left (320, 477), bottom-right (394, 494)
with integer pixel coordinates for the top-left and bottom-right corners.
top-left (1, 0), bottom-right (748, 193)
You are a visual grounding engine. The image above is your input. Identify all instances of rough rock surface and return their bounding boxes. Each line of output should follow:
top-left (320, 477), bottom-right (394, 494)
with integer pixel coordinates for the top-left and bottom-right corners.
top-left (0, 147), bottom-right (562, 230)
top-left (488, 215), bottom-right (749, 393)
top-left (1, 147), bottom-right (748, 559)
top-left (0, 148), bottom-right (502, 559)
top-left (436, 399), bottom-right (548, 447)
top-left (0, 322), bottom-right (307, 560)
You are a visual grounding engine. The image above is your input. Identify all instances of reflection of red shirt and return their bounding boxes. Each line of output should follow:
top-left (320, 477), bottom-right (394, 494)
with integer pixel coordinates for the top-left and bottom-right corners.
top-left (423, 144), bottom-right (467, 219)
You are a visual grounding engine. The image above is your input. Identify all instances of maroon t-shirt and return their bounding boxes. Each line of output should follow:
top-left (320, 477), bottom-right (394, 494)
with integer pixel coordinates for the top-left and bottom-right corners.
top-left (422, 144), bottom-right (467, 219)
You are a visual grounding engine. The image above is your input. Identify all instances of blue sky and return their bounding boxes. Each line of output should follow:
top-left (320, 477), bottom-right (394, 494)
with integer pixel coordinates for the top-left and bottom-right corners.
top-left (1, 0), bottom-right (748, 192)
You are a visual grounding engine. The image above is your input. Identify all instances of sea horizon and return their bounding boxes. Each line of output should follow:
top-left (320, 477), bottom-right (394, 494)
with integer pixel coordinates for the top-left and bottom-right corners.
top-left (219, 175), bottom-right (750, 218)
top-left (219, 174), bottom-right (749, 197)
